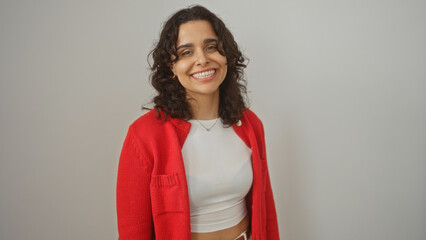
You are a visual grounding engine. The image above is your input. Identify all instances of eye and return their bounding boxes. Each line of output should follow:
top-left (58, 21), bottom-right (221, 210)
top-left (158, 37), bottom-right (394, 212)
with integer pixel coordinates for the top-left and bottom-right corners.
top-left (206, 44), bottom-right (217, 52)
top-left (180, 50), bottom-right (192, 56)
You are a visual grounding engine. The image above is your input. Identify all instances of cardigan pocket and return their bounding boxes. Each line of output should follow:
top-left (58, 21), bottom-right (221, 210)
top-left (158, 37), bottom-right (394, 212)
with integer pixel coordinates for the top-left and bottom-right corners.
top-left (150, 173), bottom-right (186, 214)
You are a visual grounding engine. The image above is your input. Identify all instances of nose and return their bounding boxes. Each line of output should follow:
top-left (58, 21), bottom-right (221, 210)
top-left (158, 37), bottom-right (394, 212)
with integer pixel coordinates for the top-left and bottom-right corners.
top-left (195, 49), bottom-right (209, 66)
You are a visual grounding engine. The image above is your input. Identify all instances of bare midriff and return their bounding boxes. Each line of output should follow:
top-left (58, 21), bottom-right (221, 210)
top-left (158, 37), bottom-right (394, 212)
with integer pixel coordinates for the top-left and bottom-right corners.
top-left (190, 214), bottom-right (250, 240)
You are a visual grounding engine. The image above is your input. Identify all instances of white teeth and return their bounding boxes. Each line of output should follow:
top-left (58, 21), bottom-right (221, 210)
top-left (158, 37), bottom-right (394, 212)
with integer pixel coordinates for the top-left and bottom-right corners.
top-left (192, 70), bottom-right (216, 79)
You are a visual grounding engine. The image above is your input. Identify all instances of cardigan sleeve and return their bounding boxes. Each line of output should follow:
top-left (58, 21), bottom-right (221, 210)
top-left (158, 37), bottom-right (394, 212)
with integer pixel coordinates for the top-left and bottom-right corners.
top-left (116, 126), bottom-right (154, 240)
top-left (264, 163), bottom-right (280, 239)
top-left (259, 118), bottom-right (281, 239)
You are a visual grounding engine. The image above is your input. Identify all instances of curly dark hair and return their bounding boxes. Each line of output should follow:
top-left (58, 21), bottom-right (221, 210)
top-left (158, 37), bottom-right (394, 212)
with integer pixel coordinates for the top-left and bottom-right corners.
top-left (147, 5), bottom-right (248, 125)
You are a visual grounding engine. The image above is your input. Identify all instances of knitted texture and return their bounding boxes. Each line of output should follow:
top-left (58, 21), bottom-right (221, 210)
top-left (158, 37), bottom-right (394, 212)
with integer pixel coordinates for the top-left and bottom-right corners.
top-left (116, 109), bottom-right (279, 239)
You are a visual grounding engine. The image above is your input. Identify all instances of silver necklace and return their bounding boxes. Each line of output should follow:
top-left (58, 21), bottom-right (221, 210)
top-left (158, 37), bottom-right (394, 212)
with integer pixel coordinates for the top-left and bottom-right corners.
top-left (195, 118), bottom-right (219, 131)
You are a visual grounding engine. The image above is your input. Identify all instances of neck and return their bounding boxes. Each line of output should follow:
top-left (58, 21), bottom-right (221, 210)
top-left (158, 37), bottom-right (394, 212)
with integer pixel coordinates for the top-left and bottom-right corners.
top-left (188, 92), bottom-right (220, 120)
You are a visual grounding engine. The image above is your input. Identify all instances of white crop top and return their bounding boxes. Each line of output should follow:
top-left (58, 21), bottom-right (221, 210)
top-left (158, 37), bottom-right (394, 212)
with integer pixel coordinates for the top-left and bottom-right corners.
top-left (181, 118), bottom-right (253, 233)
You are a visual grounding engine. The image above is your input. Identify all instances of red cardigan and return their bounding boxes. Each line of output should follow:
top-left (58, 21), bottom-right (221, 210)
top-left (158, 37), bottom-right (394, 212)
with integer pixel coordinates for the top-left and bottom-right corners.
top-left (116, 109), bottom-right (280, 239)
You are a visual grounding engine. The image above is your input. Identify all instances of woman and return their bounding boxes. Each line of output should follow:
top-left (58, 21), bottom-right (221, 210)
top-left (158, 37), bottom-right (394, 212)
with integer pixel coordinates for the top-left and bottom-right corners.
top-left (116, 5), bottom-right (279, 240)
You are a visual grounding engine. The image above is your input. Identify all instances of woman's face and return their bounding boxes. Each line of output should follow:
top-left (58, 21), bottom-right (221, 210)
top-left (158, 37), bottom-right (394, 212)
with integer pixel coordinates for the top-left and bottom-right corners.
top-left (171, 20), bottom-right (228, 101)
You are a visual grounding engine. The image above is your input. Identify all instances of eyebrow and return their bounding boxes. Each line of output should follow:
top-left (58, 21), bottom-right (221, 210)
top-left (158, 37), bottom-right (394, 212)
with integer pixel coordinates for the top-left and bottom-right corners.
top-left (176, 38), bottom-right (218, 51)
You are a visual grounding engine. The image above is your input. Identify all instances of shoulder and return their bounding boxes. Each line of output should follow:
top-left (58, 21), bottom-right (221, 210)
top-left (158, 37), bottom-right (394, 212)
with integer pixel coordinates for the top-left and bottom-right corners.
top-left (242, 108), bottom-right (264, 129)
top-left (241, 108), bottom-right (267, 159)
top-left (129, 109), bottom-right (162, 131)
top-left (126, 109), bottom-right (172, 142)
top-left (126, 108), bottom-right (189, 141)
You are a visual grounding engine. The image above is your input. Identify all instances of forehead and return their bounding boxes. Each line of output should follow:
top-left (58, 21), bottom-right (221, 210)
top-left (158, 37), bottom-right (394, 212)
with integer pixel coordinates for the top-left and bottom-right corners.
top-left (176, 20), bottom-right (217, 46)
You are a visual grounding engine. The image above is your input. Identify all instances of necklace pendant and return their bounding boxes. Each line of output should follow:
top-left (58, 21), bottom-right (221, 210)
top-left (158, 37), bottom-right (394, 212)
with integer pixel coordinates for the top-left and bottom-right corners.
top-left (195, 118), bottom-right (219, 131)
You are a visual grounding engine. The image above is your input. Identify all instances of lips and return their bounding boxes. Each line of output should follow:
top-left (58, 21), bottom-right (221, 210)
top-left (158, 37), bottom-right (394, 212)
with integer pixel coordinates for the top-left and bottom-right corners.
top-left (191, 69), bottom-right (217, 82)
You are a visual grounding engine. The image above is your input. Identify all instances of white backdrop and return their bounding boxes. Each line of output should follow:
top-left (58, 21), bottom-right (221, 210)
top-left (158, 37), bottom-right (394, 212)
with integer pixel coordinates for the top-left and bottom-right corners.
top-left (1, 0), bottom-right (425, 239)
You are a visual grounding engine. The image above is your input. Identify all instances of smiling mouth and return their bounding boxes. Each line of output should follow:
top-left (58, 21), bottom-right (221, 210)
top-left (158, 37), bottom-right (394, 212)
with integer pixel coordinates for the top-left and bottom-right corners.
top-left (191, 69), bottom-right (216, 80)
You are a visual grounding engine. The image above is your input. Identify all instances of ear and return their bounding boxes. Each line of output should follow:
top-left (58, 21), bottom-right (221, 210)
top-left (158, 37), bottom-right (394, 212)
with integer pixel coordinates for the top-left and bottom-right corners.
top-left (169, 54), bottom-right (177, 71)
top-left (169, 64), bottom-right (176, 76)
